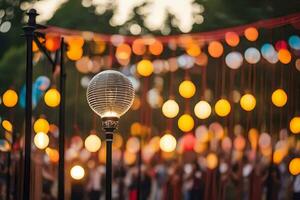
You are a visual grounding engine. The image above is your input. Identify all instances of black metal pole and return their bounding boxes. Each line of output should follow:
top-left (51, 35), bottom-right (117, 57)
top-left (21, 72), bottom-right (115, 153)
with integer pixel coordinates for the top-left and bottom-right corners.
top-left (102, 117), bottom-right (118, 200)
top-left (22, 9), bottom-right (37, 200)
top-left (106, 132), bottom-right (113, 200)
top-left (58, 38), bottom-right (65, 200)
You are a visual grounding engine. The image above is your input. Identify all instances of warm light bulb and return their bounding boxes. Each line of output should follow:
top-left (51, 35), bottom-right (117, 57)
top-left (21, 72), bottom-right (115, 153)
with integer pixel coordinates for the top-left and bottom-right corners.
top-left (194, 100), bottom-right (211, 119)
top-left (70, 165), bottom-right (85, 180)
top-left (34, 132), bottom-right (49, 150)
top-left (178, 114), bottom-right (194, 132)
top-left (271, 89), bottom-right (287, 107)
top-left (136, 59), bottom-right (154, 77)
top-left (289, 158), bottom-right (300, 175)
top-left (2, 89), bottom-right (18, 107)
top-left (290, 117), bottom-right (300, 134)
top-left (179, 80), bottom-right (196, 98)
top-left (162, 99), bottom-right (179, 118)
top-left (160, 134), bottom-right (177, 152)
top-left (86, 70), bottom-right (134, 118)
top-left (34, 118), bottom-right (50, 134)
top-left (44, 88), bottom-right (61, 107)
top-left (240, 94), bottom-right (256, 111)
top-left (206, 153), bottom-right (218, 170)
top-left (215, 99), bottom-right (231, 117)
top-left (84, 134), bottom-right (101, 152)
top-left (2, 120), bottom-right (13, 132)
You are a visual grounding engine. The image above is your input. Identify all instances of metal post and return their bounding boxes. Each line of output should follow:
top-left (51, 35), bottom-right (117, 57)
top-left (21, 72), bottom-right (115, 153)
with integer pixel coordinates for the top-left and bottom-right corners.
top-left (6, 151), bottom-right (11, 200)
top-left (106, 133), bottom-right (113, 200)
top-left (102, 117), bottom-right (118, 200)
top-left (22, 9), bottom-right (37, 200)
top-left (58, 38), bottom-right (65, 200)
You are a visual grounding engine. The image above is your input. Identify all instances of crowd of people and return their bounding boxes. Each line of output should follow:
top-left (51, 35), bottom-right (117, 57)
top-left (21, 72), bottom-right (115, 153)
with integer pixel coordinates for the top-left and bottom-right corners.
top-left (66, 158), bottom-right (300, 200)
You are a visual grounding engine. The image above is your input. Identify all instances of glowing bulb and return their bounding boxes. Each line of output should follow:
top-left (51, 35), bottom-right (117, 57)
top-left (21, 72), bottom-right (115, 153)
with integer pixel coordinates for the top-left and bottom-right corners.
top-left (215, 99), bottom-right (231, 117)
top-left (44, 88), bottom-right (61, 107)
top-left (240, 94), bottom-right (256, 111)
top-left (206, 153), bottom-right (218, 170)
top-left (34, 118), bottom-right (50, 134)
top-left (84, 134), bottom-right (101, 152)
top-left (179, 80), bottom-right (196, 98)
top-left (160, 134), bottom-right (177, 152)
top-left (271, 89), bottom-right (287, 107)
top-left (70, 165), bottom-right (85, 180)
top-left (244, 27), bottom-right (259, 41)
top-left (290, 117), bottom-right (300, 134)
top-left (2, 120), bottom-right (12, 132)
top-left (162, 100), bottom-right (179, 118)
top-left (34, 132), bottom-right (49, 150)
top-left (137, 59), bottom-right (154, 77)
top-left (178, 114), bottom-right (194, 132)
top-left (289, 158), bottom-right (300, 175)
top-left (208, 41), bottom-right (223, 58)
top-left (194, 100), bottom-right (211, 119)
top-left (86, 70), bottom-right (135, 118)
top-left (2, 89), bottom-right (18, 107)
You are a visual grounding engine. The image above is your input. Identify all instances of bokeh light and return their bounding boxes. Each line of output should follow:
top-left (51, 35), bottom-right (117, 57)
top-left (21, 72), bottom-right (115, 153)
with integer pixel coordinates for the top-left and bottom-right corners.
top-left (290, 117), bottom-right (300, 134)
top-left (137, 59), bottom-right (154, 77)
top-left (160, 133), bottom-right (177, 152)
top-left (44, 88), bottom-right (61, 107)
top-left (70, 165), bottom-right (85, 180)
top-left (178, 114), bottom-right (194, 132)
top-left (215, 99), bottom-right (231, 117)
top-left (34, 132), bottom-right (49, 150)
top-left (244, 27), bottom-right (259, 41)
top-left (194, 100), bottom-right (211, 119)
top-left (179, 80), bottom-right (196, 98)
top-left (34, 118), bottom-right (50, 134)
top-left (240, 93), bottom-right (256, 111)
top-left (271, 89), bottom-right (287, 107)
top-left (162, 99), bottom-right (179, 118)
top-left (84, 134), bottom-right (101, 152)
top-left (2, 89), bottom-right (18, 107)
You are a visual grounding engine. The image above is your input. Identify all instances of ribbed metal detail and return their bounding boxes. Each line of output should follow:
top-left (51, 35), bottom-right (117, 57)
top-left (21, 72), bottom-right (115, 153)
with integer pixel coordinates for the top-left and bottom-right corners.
top-left (86, 70), bottom-right (135, 118)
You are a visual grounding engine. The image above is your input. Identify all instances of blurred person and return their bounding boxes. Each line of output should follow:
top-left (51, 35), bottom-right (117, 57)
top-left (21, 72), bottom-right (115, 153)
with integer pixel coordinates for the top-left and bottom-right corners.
top-left (87, 164), bottom-right (104, 200)
top-left (293, 174), bottom-right (300, 200)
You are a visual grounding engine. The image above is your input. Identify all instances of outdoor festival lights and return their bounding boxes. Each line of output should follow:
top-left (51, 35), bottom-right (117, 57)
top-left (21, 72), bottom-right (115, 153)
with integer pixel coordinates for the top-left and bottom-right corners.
top-left (86, 70), bottom-right (134, 200)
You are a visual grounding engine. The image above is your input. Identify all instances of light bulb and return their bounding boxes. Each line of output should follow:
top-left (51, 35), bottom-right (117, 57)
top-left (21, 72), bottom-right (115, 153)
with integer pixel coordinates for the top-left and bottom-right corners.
top-left (34, 132), bottom-right (49, 150)
top-left (70, 165), bottom-right (85, 180)
top-left (160, 134), bottom-right (177, 152)
top-left (86, 70), bottom-right (134, 118)
top-left (84, 134), bottom-right (101, 152)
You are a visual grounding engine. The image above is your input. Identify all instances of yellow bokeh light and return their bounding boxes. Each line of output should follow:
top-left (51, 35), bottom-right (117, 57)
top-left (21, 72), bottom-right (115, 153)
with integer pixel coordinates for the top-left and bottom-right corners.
top-left (178, 114), bottom-right (194, 132)
top-left (240, 93), bottom-right (256, 111)
top-left (34, 118), bottom-right (50, 134)
top-left (206, 153), bottom-right (218, 170)
top-left (194, 100), bottom-right (211, 119)
top-left (290, 117), bottom-right (300, 134)
top-left (2, 120), bottom-right (13, 132)
top-left (137, 59), bottom-right (154, 77)
top-left (70, 165), bottom-right (85, 180)
top-left (149, 136), bottom-right (161, 153)
top-left (160, 133), bottom-right (177, 152)
top-left (179, 80), bottom-right (196, 98)
top-left (67, 47), bottom-right (83, 61)
top-left (130, 122), bottom-right (142, 136)
top-left (215, 99), bottom-right (231, 117)
top-left (2, 89), bottom-right (18, 107)
top-left (186, 43), bottom-right (201, 57)
top-left (271, 89), bottom-right (287, 107)
top-left (273, 149), bottom-right (285, 164)
top-left (84, 134), bottom-right (101, 152)
top-left (44, 88), bottom-right (61, 108)
top-left (278, 49), bottom-right (292, 64)
top-left (289, 158), bottom-right (300, 175)
top-left (162, 100), bottom-right (179, 118)
top-left (34, 132), bottom-right (49, 150)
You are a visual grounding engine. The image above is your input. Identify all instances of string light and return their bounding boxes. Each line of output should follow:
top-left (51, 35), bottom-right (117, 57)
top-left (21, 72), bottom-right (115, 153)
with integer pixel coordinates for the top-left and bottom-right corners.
top-left (194, 100), bottom-right (211, 119)
top-left (271, 89), bottom-right (287, 107)
top-left (84, 134), bottom-right (101, 152)
top-left (70, 165), bottom-right (85, 180)
top-left (215, 99), bottom-right (231, 117)
top-left (34, 118), bottom-right (50, 134)
top-left (137, 59), bottom-right (154, 77)
top-left (44, 88), bottom-right (61, 107)
top-left (290, 117), bottom-right (300, 134)
top-left (240, 94), bottom-right (256, 111)
top-left (178, 114), bottom-right (194, 132)
top-left (2, 89), bottom-right (18, 107)
top-left (289, 158), bottom-right (300, 175)
top-left (179, 80), bottom-right (196, 98)
top-left (160, 133), bottom-right (177, 152)
top-left (162, 100), bottom-right (179, 118)
top-left (34, 132), bottom-right (49, 150)
top-left (2, 120), bottom-right (12, 132)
